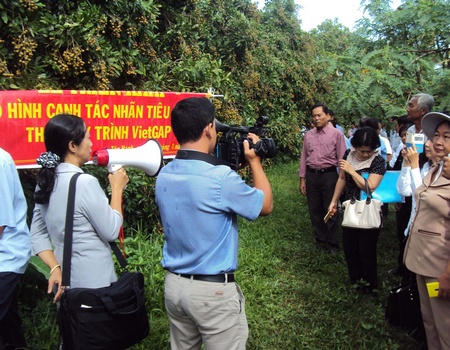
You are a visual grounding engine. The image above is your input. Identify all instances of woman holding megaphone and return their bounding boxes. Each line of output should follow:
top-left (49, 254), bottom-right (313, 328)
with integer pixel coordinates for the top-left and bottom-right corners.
top-left (30, 113), bottom-right (129, 304)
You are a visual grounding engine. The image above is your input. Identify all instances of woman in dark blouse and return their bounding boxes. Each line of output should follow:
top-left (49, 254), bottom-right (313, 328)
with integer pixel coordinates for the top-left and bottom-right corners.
top-left (328, 127), bottom-right (386, 294)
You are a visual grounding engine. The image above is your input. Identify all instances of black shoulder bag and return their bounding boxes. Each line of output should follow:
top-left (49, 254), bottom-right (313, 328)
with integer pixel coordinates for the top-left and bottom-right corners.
top-left (385, 271), bottom-right (425, 336)
top-left (58, 173), bottom-right (149, 350)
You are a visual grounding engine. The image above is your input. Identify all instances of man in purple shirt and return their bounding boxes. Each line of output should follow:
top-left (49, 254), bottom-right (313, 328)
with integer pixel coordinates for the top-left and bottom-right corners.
top-left (299, 103), bottom-right (346, 253)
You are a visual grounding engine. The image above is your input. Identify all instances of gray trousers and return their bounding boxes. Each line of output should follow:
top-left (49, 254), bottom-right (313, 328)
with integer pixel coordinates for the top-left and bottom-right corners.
top-left (164, 271), bottom-right (248, 350)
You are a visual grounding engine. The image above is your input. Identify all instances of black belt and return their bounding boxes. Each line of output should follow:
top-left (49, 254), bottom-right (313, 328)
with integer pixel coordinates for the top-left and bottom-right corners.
top-left (178, 273), bottom-right (235, 283)
top-left (307, 166), bottom-right (336, 174)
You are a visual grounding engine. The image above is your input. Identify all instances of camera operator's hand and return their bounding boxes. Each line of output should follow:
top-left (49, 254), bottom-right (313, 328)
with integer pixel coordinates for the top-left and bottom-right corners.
top-left (244, 133), bottom-right (261, 164)
top-left (244, 133), bottom-right (273, 216)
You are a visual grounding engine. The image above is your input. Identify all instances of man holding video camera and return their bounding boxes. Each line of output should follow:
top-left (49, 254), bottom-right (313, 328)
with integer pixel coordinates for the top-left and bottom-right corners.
top-left (155, 97), bottom-right (273, 350)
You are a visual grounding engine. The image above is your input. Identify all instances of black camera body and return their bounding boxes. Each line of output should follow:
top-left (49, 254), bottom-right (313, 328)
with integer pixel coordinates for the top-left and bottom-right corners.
top-left (214, 116), bottom-right (276, 170)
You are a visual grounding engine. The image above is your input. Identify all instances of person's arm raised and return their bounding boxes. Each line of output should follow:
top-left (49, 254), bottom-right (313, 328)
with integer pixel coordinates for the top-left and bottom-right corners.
top-left (244, 134), bottom-right (273, 216)
top-left (107, 167), bottom-right (129, 215)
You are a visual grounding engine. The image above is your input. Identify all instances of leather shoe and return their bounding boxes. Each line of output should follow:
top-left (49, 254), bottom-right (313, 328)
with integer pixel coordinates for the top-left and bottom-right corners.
top-left (328, 247), bottom-right (339, 255)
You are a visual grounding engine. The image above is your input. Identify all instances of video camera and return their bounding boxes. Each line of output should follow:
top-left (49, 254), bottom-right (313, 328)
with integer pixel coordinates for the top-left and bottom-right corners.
top-left (214, 116), bottom-right (276, 170)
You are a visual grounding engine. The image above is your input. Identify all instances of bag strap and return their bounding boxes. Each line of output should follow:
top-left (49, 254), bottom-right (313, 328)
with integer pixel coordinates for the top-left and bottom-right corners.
top-left (110, 241), bottom-right (128, 269)
top-left (350, 178), bottom-right (372, 203)
top-left (176, 149), bottom-right (231, 167)
top-left (61, 173), bottom-right (128, 288)
top-left (61, 173), bottom-right (81, 288)
top-left (364, 178), bottom-right (372, 202)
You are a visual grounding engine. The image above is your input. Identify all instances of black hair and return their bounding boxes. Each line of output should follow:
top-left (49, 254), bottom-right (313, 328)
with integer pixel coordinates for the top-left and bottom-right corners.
top-left (351, 127), bottom-right (381, 150)
top-left (359, 116), bottom-right (379, 131)
top-left (398, 123), bottom-right (412, 136)
top-left (171, 97), bottom-right (215, 145)
top-left (397, 115), bottom-right (411, 127)
top-left (34, 114), bottom-right (86, 204)
top-left (310, 103), bottom-right (329, 115)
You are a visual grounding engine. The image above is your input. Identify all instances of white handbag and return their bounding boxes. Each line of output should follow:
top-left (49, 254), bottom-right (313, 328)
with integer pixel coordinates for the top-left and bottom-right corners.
top-left (342, 179), bottom-right (383, 229)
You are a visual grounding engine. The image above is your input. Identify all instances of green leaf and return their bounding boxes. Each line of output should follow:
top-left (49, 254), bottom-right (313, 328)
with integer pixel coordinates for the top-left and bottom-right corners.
top-left (29, 256), bottom-right (50, 279)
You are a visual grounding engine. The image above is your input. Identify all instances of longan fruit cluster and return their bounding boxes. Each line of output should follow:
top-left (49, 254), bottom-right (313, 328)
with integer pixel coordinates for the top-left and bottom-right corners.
top-left (126, 26), bottom-right (139, 38)
top-left (86, 35), bottom-right (101, 52)
top-left (126, 61), bottom-right (136, 76)
top-left (92, 60), bottom-right (111, 90)
top-left (135, 43), bottom-right (157, 61)
top-left (137, 15), bottom-right (149, 25)
top-left (52, 46), bottom-right (86, 75)
top-left (0, 59), bottom-right (10, 76)
top-left (221, 106), bottom-right (242, 125)
top-left (109, 19), bottom-right (123, 38)
top-left (96, 17), bottom-right (108, 34)
top-left (12, 33), bottom-right (38, 70)
top-left (212, 99), bottom-right (243, 125)
top-left (19, 0), bottom-right (38, 11)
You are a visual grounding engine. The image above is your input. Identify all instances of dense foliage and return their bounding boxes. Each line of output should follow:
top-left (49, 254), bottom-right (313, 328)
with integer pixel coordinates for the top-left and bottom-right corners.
top-left (3, 0), bottom-right (448, 157)
top-left (3, 0), bottom-right (448, 347)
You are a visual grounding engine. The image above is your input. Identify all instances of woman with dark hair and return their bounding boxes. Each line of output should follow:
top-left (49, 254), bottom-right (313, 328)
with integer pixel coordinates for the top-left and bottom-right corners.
top-left (30, 114), bottom-right (128, 303)
top-left (328, 127), bottom-right (386, 294)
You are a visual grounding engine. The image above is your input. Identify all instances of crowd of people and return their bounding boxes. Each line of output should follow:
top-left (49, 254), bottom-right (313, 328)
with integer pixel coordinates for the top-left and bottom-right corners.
top-left (299, 92), bottom-right (450, 349)
top-left (2, 92), bottom-right (450, 349)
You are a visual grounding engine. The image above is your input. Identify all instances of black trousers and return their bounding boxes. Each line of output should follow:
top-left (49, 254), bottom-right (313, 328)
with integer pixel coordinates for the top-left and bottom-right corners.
top-left (0, 272), bottom-right (27, 350)
top-left (305, 170), bottom-right (339, 248)
top-left (342, 227), bottom-right (380, 289)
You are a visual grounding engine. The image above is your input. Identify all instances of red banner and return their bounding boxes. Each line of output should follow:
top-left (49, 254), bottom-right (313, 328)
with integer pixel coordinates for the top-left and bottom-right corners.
top-left (0, 90), bottom-right (209, 167)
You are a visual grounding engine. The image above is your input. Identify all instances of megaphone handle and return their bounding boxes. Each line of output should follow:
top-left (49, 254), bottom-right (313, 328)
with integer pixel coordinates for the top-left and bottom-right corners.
top-left (107, 164), bottom-right (123, 173)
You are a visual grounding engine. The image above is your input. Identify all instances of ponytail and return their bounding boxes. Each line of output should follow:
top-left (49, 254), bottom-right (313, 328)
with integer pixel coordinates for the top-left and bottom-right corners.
top-left (34, 151), bottom-right (61, 204)
top-left (34, 114), bottom-right (85, 204)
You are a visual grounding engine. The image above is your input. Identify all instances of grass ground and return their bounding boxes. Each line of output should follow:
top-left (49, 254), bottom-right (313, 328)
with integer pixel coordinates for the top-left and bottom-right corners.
top-left (238, 161), bottom-right (422, 349)
top-left (20, 161), bottom-right (423, 349)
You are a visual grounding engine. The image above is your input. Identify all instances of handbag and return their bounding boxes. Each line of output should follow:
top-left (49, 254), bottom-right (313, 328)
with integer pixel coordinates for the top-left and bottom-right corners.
top-left (385, 278), bottom-right (423, 330)
top-left (342, 179), bottom-right (383, 229)
top-left (58, 173), bottom-right (150, 350)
